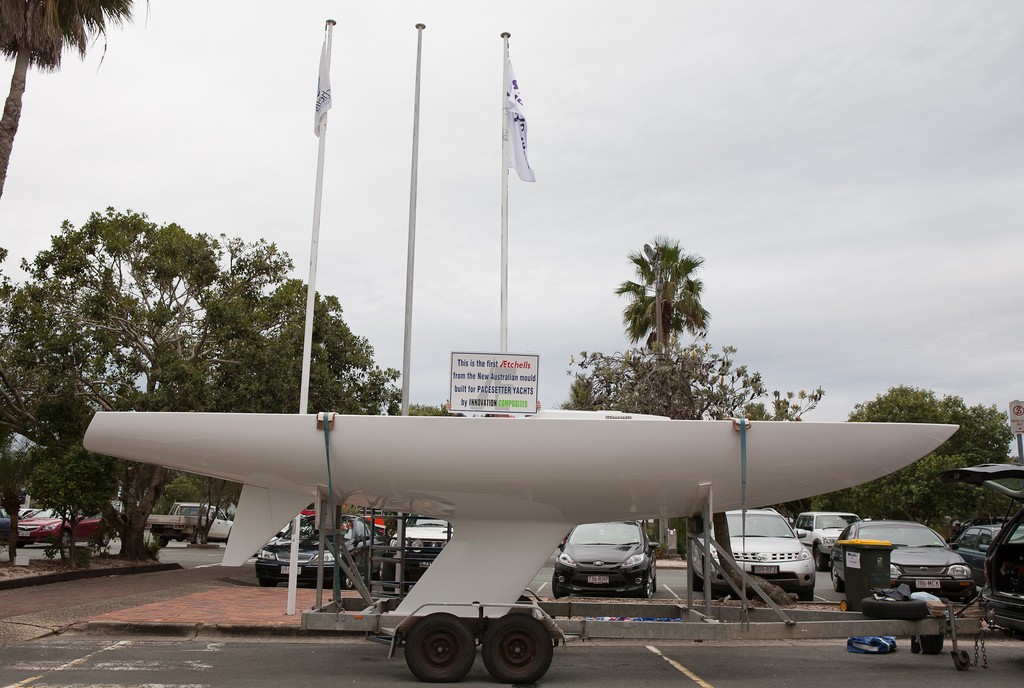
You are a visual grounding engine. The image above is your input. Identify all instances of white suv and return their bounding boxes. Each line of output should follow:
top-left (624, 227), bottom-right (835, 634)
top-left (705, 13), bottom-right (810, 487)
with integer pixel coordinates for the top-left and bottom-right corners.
top-left (794, 511), bottom-right (860, 571)
top-left (697, 509), bottom-right (816, 601)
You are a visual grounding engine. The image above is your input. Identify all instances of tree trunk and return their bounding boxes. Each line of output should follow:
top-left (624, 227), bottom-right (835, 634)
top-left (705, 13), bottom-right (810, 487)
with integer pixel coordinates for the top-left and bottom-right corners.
top-left (0, 48), bottom-right (30, 200)
top-left (1, 495), bottom-right (20, 563)
top-left (105, 462), bottom-right (166, 560)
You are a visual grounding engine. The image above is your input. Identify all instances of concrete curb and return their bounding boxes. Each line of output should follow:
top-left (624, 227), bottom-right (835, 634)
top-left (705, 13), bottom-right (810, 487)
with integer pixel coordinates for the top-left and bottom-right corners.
top-left (80, 620), bottom-right (349, 638)
top-left (0, 563), bottom-right (182, 591)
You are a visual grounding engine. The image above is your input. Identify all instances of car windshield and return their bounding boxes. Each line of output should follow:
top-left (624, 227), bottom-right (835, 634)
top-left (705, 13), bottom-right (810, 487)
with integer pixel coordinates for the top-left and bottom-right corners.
top-left (278, 515), bottom-right (360, 542)
top-left (568, 522), bottom-right (641, 546)
top-left (859, 524), bottom-right (945, 547)
top-left (816, 514), bottom-right (858, 529)
top-left (727, 513), bottom-right (795, 538)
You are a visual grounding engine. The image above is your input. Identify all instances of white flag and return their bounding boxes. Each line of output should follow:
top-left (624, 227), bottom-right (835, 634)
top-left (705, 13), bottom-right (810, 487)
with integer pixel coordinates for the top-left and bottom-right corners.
top-left (313, 39), bottom-right (332, 136)
top-left (505, 62), bottom-right (535, 182)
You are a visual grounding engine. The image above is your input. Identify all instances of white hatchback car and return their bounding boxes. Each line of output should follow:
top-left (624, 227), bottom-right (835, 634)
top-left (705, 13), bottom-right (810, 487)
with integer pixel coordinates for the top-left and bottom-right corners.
top-left (696, 508), bottom-right (816, 601)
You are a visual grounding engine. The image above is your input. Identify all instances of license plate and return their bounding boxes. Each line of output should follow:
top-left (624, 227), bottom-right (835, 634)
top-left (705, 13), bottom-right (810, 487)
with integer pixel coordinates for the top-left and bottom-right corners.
top-left (587, 575), bottom-right (610, 584)
top-left (18, 530), bottom-right (29, 538)
top-left (419, 561), bottom-right (431, 568)
top-left (916, 579), bottom-right (941, 589)
top-left (280, 566), bottom-right (301, 575)
top-left (753, 565), bottom-right (779, 575)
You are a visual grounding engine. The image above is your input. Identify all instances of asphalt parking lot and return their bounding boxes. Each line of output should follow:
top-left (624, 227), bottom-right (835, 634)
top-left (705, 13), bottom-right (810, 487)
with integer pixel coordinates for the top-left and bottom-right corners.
top-left (2, 543), bottom-right (1022, 686)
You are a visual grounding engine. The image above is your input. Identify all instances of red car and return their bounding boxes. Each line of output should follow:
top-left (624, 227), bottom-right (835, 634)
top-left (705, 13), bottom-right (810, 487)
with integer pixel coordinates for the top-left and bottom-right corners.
top-left (16, 511), bottom-right (105, 547)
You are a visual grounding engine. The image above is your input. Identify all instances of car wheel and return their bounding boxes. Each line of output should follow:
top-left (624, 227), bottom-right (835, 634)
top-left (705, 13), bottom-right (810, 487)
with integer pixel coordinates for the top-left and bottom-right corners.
top-left (482, 613), bottom-right (554, 684)
top-left (404, 613), bottom-right (476, 683)
top-left (831, 564), bottom-right (845, 593)
top-left (640, 571), bottom-right (656, 599)
top-left (257, 577), bottom-right (277, 588)
top-left (158, 536), bottom-right (171, 548)
top-left (813, 544), bottom-right (829, 572)
top-left (797, 588), bottom-right (815, 602)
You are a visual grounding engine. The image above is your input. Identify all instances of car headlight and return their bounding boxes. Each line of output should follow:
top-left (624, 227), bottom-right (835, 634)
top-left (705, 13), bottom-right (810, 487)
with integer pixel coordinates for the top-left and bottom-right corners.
top-left (409, 538), bottom-right (424, 549)
top-left (311, 550), bottom-right (335, 564)
top-left (798, 549), bottom-right (811, 561)
top-left (39, 524), bottom-right (59, 533)
top-left (890, 564), bottom-right (901, 576)
top-left (948, 564), bottom-right (971, 579)
top-left (556, 552), bottom-right (576, 567)
top-left (623, 553), bottom-right (645, 567)
top-left (257, 549), bottom-right (274, 559)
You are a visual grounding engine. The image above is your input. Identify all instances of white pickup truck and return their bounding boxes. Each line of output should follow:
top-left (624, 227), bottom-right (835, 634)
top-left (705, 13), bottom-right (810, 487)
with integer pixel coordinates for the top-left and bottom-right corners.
top-left (147, 502), bottom-right (233, 546)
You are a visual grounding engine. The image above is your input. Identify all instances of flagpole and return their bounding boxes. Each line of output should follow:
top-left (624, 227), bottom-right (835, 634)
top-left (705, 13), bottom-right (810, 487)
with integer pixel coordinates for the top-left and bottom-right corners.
top-left (500, 32), bottom-right (511, 353)
top-left (401, 24), bottom-right (426, 416)
top-left (299, 19), bottom-right (336, 417)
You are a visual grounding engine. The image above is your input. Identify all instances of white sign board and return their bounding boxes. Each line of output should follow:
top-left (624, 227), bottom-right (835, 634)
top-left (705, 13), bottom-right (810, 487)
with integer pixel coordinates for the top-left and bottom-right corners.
top-left (1010, 400), bottom-right (1024, 435)
top-left (450, 352), bottom-right (539, 415)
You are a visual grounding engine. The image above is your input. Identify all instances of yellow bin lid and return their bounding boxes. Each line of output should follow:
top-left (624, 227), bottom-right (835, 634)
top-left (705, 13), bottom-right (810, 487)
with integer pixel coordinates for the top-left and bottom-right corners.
top-left (837, 539), bottom-right (893, 546)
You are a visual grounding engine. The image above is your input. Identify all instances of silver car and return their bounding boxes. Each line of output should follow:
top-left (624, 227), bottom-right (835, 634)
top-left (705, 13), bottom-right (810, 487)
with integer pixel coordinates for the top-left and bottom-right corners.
top-left (697, 508), bottom-right (816, 601)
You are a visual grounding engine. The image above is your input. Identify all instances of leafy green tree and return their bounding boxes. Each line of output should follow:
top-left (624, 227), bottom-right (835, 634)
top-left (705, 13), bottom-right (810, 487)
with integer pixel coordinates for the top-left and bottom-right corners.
top-left (410, 403), bottom-right (449, 417)
top-left (615, 237), bottom-right (710, 352)
top-left (565, 343), bottom-right (821, 422)
top-left (0, 429), bottom-right (34, 562)
top-left (813, 386), bottom-right (1013, 531)
top-left (29, 439), bottom-right (117, 566)
top-left (0, 0), bottom-right (134, 199)
top-left (0, 209), bottom-right (400, 559)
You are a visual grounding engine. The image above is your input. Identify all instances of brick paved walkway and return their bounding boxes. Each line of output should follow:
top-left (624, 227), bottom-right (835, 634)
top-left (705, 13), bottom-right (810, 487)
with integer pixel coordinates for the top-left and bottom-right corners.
top-left (91, 587), bottom-right (348, 626)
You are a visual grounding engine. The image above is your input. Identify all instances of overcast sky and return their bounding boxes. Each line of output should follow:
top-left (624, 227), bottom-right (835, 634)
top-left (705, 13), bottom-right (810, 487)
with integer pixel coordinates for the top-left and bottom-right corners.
top-left (1, 2), bottom-right (1021, 423)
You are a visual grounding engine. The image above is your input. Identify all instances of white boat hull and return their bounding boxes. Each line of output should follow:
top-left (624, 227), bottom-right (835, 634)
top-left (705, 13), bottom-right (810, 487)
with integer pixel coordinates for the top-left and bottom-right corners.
top-left (83, 411), bottom-right (956, 614)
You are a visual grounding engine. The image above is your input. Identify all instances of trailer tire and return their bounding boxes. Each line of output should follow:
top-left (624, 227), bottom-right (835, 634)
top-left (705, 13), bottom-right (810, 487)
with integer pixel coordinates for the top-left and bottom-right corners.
top-left (860, 598), bottom-right (929, 621)
top-left (917, 634), bottom-right (944, 654)
top-left (405, 613), bottom-right (476, 683)
top-left (482, 614), bottom-right (554, 685)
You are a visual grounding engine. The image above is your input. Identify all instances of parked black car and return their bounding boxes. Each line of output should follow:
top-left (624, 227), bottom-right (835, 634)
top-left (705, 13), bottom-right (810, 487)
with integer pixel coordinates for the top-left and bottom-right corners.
top-left (552, 521), bottom-right (658, 598)
top-left (830, 519), bottom-right (976, 601)
top-left (939, 463), bottom-right (1024, 633)
top-left (0, 507), bottom-right (9, 539)
top-left (255, 513), bottom-right (375, 589)
top-left (950, 522), bottom-right (1003, 586)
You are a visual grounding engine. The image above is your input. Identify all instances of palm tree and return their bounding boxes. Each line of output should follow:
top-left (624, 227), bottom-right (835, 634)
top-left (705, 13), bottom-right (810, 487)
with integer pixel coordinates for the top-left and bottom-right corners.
top-left (615, 237), bottom-right (710, 351)
top-left (0, 0), bottom-right (134, 200)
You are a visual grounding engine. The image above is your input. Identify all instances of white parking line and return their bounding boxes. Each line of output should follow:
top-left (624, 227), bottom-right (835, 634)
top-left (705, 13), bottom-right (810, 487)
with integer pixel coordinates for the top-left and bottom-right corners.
top-left (3, 640), bottom-right (131, 688)
top-left (646, 645), bottom-right (715, 687)
top-left (661, 584), bottom-right (681, 599)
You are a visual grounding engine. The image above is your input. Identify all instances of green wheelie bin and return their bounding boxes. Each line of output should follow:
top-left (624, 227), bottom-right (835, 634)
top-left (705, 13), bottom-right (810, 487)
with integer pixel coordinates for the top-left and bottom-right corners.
top-left (836, 539), bottom-right (893, 612)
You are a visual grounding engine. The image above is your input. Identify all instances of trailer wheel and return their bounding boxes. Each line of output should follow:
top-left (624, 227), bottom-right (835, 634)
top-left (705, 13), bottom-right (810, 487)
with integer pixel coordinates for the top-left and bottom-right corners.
top-left (404, 613), bottom-right (476, 683)
top-left (482, 614), bottom-right (554, 684)
top-left (917, 634), bottom-right (944, 654)
top-left (859, 598), bottom-right (929, 620)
